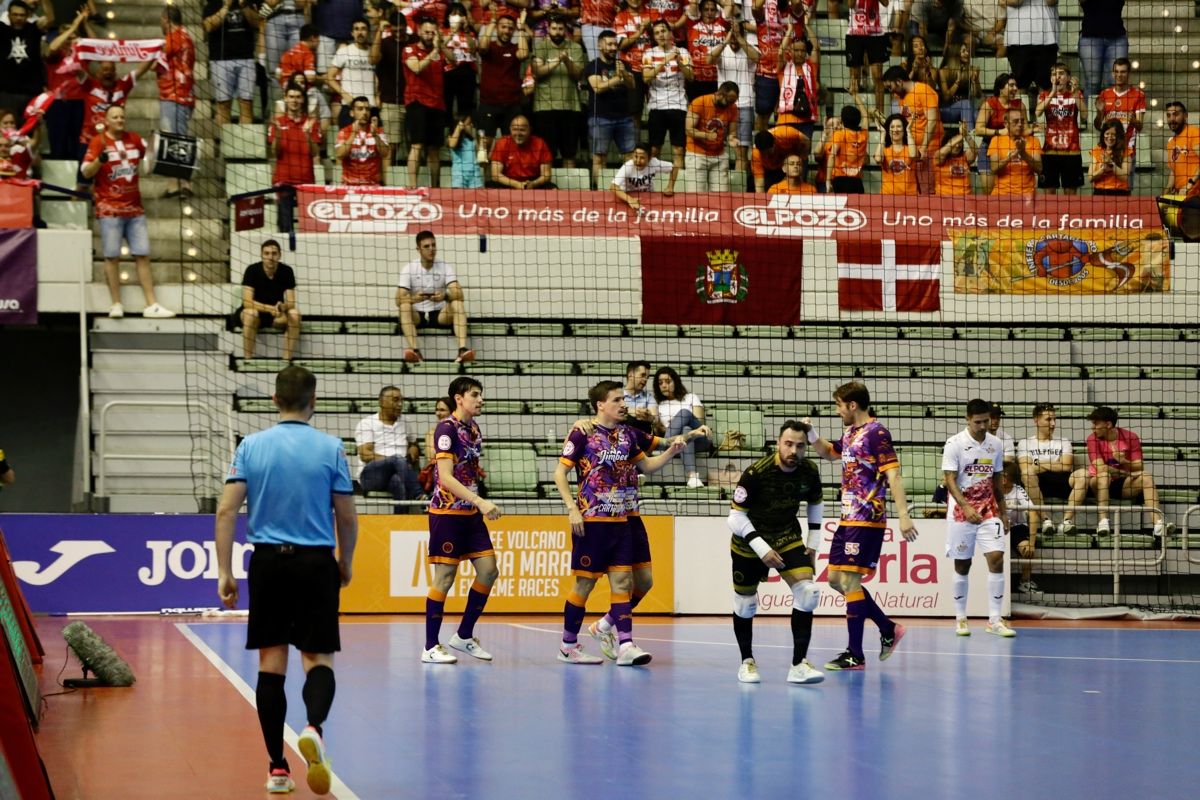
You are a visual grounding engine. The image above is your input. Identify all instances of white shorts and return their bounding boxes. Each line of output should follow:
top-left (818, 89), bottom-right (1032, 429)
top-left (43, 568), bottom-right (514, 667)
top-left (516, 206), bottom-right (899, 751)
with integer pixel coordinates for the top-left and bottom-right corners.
top-left (946, 518), bottom-right (1005, 559)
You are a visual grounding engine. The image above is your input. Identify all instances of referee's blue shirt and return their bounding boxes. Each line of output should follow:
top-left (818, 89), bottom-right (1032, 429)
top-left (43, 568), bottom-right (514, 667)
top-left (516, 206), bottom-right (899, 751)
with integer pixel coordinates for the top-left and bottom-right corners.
top-left (226, 420), bottom-right (354, 546)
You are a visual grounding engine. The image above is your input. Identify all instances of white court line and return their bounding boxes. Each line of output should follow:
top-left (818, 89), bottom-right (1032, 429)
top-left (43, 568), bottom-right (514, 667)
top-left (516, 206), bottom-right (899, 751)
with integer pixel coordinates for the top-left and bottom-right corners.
top-left (175, 624), bottom-right (362, 800)
top-left (506, 623), bottom-right (1200, 665)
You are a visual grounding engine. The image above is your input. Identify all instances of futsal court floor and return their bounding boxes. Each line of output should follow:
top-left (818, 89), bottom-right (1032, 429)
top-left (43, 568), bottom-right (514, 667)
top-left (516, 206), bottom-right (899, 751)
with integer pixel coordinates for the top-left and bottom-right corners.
top-left (32, 614), bottom-right (1200, 799)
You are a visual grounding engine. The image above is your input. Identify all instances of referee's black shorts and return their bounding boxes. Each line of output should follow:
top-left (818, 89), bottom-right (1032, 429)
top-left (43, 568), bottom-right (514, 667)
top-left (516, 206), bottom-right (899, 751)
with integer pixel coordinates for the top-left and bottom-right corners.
top-left (246, 544), bottom-right (342, 654)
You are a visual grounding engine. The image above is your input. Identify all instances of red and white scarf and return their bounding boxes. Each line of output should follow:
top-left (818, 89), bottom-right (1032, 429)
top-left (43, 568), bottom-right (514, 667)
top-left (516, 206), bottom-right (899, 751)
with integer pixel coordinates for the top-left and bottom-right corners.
top-left (75, 38), bottom-right (165, 62)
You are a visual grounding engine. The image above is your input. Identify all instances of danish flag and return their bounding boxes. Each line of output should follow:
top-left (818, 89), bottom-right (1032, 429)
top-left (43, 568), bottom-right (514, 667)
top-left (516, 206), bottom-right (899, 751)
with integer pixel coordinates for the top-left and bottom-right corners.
top-left (836, 239), bottom-right (941, 313)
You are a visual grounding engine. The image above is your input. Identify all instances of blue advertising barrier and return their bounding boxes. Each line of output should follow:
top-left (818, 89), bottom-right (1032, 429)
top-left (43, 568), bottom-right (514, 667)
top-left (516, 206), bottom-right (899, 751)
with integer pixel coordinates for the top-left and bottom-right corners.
top-left (1, 515), bottom-right (251, 614)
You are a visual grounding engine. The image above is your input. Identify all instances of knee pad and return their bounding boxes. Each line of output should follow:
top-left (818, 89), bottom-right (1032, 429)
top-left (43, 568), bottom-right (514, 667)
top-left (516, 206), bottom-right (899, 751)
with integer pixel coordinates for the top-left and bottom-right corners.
top-left (732, 592), bottom-right (758, 619)
top-left (792, 580), bottom-right (820, 613)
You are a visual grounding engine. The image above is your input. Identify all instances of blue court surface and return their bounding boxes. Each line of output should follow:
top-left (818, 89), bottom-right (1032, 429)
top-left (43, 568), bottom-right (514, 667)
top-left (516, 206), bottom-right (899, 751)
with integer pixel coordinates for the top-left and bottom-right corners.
top-left (184, 619), bottom-right (1200, 799)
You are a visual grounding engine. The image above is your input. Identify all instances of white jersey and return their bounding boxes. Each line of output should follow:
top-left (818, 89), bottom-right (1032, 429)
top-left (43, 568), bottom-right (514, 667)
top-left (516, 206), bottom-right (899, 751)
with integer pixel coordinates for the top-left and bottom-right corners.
top-left (643, 46), bottom-right (691, 111)
top-left (1017, 435), bottom-right (1073, 465)
top-left (613, 156), bottom-right (674, 192)
top-left (941, 429), bottom-right (1004, 524)
top-left (397, 259), bottom-right (459, 314)
top-left (1004, 484), bottom-right (1032, 529)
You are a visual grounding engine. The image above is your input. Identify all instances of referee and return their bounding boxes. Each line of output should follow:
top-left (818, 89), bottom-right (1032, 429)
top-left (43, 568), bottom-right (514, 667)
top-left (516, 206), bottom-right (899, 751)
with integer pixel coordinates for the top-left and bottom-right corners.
top-left (215, 365), bottom-right (358, 796)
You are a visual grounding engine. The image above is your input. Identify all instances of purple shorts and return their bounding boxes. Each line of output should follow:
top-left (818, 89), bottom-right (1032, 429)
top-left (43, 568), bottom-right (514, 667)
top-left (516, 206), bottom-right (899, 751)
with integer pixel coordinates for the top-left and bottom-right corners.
top-left (428, 513), bottom-right (494, 566)
top-left (571, 520), bottom-right (632, 578)
top-left (827, 524), bottom-right (885, 574)
top-left (628, 516), bottom-right (652, 569)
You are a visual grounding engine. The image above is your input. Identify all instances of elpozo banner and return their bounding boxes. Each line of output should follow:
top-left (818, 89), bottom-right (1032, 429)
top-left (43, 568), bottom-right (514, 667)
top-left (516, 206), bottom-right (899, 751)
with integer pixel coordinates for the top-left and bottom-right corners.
top-left (951, 229), bottom-right (1170, 294)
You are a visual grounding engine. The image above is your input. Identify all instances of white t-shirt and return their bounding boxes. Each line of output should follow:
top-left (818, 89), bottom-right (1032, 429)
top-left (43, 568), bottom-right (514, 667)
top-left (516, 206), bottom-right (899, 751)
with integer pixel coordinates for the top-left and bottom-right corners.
top-left (993, 428), bottom-right (1015, 460)
top-left (718, 45), bottom-right (755, 110)
top-left (1016, 436), bottom-right (1073, 465)
top-left (354, 413), bottom-right (411, 478)
top-left (613, 157), bottom-right (674, 192)
top-left (657, 392), bottom-right (702, 428)
top-left (332, 43), bottom-right (377, 104)
top-left (397, 259), bottom-right (459, 313)
top-left (941, 429), bottom-right (1004, 523)
top-left (1005, 0), bottom-right (1058, 47)
top-left (643, 46), bottom-right (690, 111)
top-left (1004, 484), bottom-right (1032, 529)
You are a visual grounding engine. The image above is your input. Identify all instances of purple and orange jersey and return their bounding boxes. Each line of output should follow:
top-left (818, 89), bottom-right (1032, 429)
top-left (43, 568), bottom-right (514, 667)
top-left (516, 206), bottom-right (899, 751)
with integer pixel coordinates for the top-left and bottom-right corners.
top-left (430, 413), bottom-right (484, 515)
top-left (617, 427), bottom-right (660, 516)
top-left (832, 421), bottom-right (900, 528)
top-left (560, 423), bottom-right (649, 520)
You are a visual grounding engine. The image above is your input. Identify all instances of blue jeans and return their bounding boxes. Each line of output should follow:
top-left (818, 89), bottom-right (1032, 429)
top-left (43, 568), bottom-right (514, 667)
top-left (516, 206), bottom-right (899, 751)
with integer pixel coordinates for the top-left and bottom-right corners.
top-left (940, 98), bottom-right (975, 127)
top-left (1078, 36), bottom-right (1128, 98)
top-left (360, 456), bottom-right (423, 513)
top-left (665, 409), bottom-right (711, 474)
top-left (266, 13), bottom-right (305, 79)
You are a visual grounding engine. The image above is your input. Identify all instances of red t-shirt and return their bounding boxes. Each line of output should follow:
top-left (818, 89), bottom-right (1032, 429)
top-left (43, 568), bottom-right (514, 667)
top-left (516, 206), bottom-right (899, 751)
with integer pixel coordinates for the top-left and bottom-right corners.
top-left (490, 134), bottom-right (551, 181)
top-left (478, 38), bottom-right (522, 106)
top-left (614, 9), bottom-right (651, 72)
top-left (269, 113), bottom-right (320, 186)
top-left (1038, 90), bottom-right (1081, 155)
top-left (402, 41), bottom-right (446, 109)
top-left (81, 73), bottom-right (137, 144)
top-left (83, 130), bottom-right (146, 218)
top-left (336, 123), bottom-right (387, 185)
top-left (1097, 85), bottom-right (1145, 153)
top-left (580, 0), bottom-right (617, 26)
top-left (44, 49), bottom-right (87, 101)
top-left (278, 41), bottom-right (316, 87)
top-left (157, 27), bottom-right (196, 106)
top-left (1086, 428), bottom-right (1143, 477)
top-left (686, 19), bottom-right (729, 83)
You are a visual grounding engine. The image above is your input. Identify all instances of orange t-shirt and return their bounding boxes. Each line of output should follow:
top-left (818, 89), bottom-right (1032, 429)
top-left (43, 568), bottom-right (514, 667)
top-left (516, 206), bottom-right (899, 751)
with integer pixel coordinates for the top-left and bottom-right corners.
top-left (1090, 145), bottom-right (1132, 192)
top-left (988, 133), bottom-right (1042, 195)
top-left (880, 144), bottom-right (917, 195)
top-left (768, 179), bottom-right (817, 194)
top-left (1166, 125), bottom-right (1200, 193)
top-left (830, 128), bottom-right (868, 178)
top-left (934, 151), bottom-right (972, 195)
top-left (751, 125), bottom-right (808, 179)
top-left (900, 81), bottom-right (942, 150)
top-left (686, 93), bottom-right (739, 156)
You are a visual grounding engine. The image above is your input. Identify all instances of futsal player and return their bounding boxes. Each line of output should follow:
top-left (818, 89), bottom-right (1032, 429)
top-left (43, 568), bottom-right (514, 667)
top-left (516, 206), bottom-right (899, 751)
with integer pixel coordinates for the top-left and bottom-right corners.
top-left (215, 365), bottom-right (359, 796)
top-left (726, 421), bottom-right (826, 685)
top-left (422, 376), bottom-right (504, 664)
top-left (811, 381), bottom-right (918, 671)
top-left (942, 399), bottom-right (1015, 637)
top-left (554, 380), bottom-right (684, 665)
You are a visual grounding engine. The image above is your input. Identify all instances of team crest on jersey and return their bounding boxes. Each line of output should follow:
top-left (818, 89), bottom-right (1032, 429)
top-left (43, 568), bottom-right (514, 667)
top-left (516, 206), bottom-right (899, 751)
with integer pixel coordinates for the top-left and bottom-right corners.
top-left (696, 248), bottom-right (749, 305)
top-left (732, 486), bottom-right (748, 504)
top-left (438, 434), bottom-right (452, 451)
top-left (562, 440), bottom-right (575, 457)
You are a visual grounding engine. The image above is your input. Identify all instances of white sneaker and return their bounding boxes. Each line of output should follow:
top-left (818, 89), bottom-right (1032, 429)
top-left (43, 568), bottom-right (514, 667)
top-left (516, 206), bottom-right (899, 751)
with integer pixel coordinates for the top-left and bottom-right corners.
top-left (420, 643), bottom-right (458, 664)
top-left (557, 642), bottom-right (603, 664)
top-left (1096, 518), bottom-right (1112, 535)
top-left (685, 474), bottom-right (704, 489)
top-left (1041, 518), bottom-right (1056, 536)
top-left (265, 769), bottom-right (295, 794)
top-left (986, 619), bottom-right (1017, 638)
top-left (786, 660), bottom-right (825, 685)
top-left (1058, 519), bottom-right (1076, 535)
top-left (142, 302), bottom-right (176, 319)
top-left (616, 641), bottom-right (652, 666)
top-left (297, 725), bottom-right (331, 796)
top-left (108, 302), bottom-right (124, 318)
top-left (587, 620), bottom-right (617, 660)
top-left (1017, 581), bottom-right (1044, 602)
top-left (1153, 520), bottom-right (1176, 538)
top-left (955, 618), bottom-right (971, 637)
top-left (737, 658), bottom-right (761, 684)
top-left (448, 633), bottom-right (493, 661)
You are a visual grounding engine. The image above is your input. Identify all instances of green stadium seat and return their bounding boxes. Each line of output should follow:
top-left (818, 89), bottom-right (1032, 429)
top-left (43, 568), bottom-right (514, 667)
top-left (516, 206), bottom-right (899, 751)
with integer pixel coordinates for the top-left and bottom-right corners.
top-left (1026, 365), bottom-right (1083, 379)
top-left (727, 169), bottom-right (747, 193)
top-left (682, 325), bottom-right (736, 337)
top-left (221, 123), bottom-right (268, 160)
top-left (343, 321), bottom-right (395, 335)
top-left (663, 484), bottom-right (720, 500)
top-left (737, 325), bottom-right (791, 338)
top-left (746, 364), bottom-right (800, 377)
top-left (1141, 446), bottom-right (1180, 461)
top-left (571, 322), bottom-right (626, 336)
top-left (812, 17), bottom-right (848, 48)
top-left (1144, 366), bottom-right (1198, 379)
top-left (804, 364), bottom-right (855, 378)
top-left (512, 322), bottom-right (566, 336)
top-left (39, 159), bottom-right (79, 188)
top-left (226, 162), bottom-right (273, 196)
top-left (1070, 327), bottom-right (1126, 341)
top-left (709, 407), bottom-right (767, 455)
top-left (519, 361), bottom-right (578, 375)
top-left (899, 447), bottom-right (942, 502)
top-left (575, 361), bottom-right (625, 376)
top-left (293, 358), bottom-right (347, 373)
top-left (302, 321), bottom-right (346, 334)
top-left (481, 445), bottom-right (539, 498)
top-left (39, 200), bottom-right (89, 229)
top-left (554, 167), bottom-right (593, 190)
top-left (1012, 327), bottom-right (1065, 340)
top-left (691, 363), bottom-right (748, 377)
top-left (1126, 328), bottom-right (1180, 341)
top-left (349, 359), bottom-right (406, 373)
top-left (900, 326), bottom-right (956, 340)
top-left (955, 326), bottom-right (1011, 339)
top-left (1087, 365), bottom-right (1143, 379)
top-left (628, 324), bottom-right (680, 337)
top-left (793, 325), bottom-right (844, 338)
top-left (527, 399), bottom-right (586, 414)
top-left (845, 326), bottom-right (900, 339)
top-left (971, 365), bottom-right (1026, 379)
top-left (235, 357), bottom-right (290, 373)
top-left (1039, 533), bottom-right (1094, 549)
top-left (860, 365), bottom-right (914, 378)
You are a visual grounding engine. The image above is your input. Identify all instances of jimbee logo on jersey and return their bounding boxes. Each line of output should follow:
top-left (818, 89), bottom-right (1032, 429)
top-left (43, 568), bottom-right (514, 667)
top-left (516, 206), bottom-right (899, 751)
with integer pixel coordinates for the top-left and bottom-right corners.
top-left (696, 248), bottom-right (749, 305)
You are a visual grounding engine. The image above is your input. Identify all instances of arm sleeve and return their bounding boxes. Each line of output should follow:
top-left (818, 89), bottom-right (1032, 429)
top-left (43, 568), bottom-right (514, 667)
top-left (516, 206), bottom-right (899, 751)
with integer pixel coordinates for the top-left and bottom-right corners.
top-left (558, 428), bottom-right (588, 468)
top-left (353, 417), bottom-right (373, 449)
top-left (434, 419), bottom-right (460, 461)
top-left (226, 440), bottom-right (248, 482)
top-left (332, 444), bottom-right (354, 494)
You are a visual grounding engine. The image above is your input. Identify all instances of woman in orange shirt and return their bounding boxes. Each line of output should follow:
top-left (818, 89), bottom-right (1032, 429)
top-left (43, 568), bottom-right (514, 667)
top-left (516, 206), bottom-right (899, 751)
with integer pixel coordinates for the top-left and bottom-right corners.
top-left (934, 122), bottom-right (977, 195)
top-left (974, 73), bottom-right (1025, 195)
top-left (825, 91), bottom-right (870, 193)
top-left (1089, 119), bottom-right (1131, 196)
top-left (875, 113), bottom-right (917, 195)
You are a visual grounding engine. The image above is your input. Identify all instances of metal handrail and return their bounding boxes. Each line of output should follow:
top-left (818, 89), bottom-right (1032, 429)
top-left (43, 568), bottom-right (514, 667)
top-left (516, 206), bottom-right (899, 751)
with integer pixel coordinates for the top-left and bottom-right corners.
top-left (1182, 505), bottom-right (1200, 565)
top-left (97, 400), bottom-right (235, 498)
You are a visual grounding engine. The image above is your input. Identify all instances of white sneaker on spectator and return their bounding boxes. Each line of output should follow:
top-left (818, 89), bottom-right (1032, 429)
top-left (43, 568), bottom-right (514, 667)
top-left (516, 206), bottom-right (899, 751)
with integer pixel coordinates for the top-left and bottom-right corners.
top-left (108, 302), bottom-right (124, 319)
top-left (420, 644), bottom-right (458, 664)
top-left (1017, 581), bottom-right (1044, 602)
top-left (1096, 518), bottom-right (1112, 535)
top-left (737, 658), bottom-right (761, 683)
top-left (143, 303), bottom-right (176, 319)
top-left (1058, 519), bottom-right (1076, 535)
top-left (448, 633), bottom-right (493, 661)
top-left (1040, 518), bottom-right (1056, 536)
top-left (685, 474), bottom-right (704, 489)
top-left (1153, 520), bottom-right (1176, 537)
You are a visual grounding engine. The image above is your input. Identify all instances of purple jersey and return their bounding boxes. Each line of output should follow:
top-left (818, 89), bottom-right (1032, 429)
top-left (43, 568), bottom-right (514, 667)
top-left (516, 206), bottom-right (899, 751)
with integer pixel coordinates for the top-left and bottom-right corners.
top-left (618, 428), bottom-right (659, 515)
top-left (560, 423), bottom-right (647, 520)
top-left (832, 421), bottom-right (899, 528)
top-left (430, 414), bottom-right (483, 515)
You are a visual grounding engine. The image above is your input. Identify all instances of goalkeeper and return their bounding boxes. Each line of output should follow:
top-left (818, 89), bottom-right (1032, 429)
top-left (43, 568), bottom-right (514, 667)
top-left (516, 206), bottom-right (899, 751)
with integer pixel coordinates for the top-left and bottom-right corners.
top-left (726, 420), bottom-right (826, 686)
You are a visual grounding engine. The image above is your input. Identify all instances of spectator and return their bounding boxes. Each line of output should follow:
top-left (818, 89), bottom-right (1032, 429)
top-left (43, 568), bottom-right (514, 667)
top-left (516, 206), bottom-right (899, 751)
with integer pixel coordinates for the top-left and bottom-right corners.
top-left (1062, 406), bottom-right (1174, 538)
top-left (1004, 0), bottom-right (1058, 103)
top-left (335, 95), bottom-right (389, 185)
top-left (203, 0), bottom-right (261, 125)
top-left (403, 19), bottom-right (454, 188)
top-left (751, 124), bottom-right (808, 193)
top-left (615, 0), bottom-right (652, 134)
top-left (269, 81), bottom-right (320, 232)
top-left (488, 113), bottom-right (554, 188)
top-left (1078, 0), bottom-right (1126, 99)
top-left (623, 360), bottom-right (658, 426)
top-left (1164, 102), bottom-right (1200, 195)
top-left (1017, 401), bottom-right (1073, 538)
top-left (933, 122), bottom-right (976, 194)
top-left (1093, 57), bottom-right (1143, 190)
top-left (240, 239), bottom-right (301, 361)
top-left (356, 385), bottom-right (424, 513)
top-left (611, 142), bottom-right (678, 208)
top-left (580, 0), bottom-right (617, 59)
top-left (709, 19), bottom-right (757, 176)
top-left (900, 0), bottom-right (968, 55)
top-left (327, 18), bottom-right (377, 128)
top-left (157, 5), bottom-right (196, 198)
top-left (0, 108), bottom-right (36, 179)
top-left (532, 16), bottom-right (585, 168)
top-left (997, 462), bottom-right (1041, 601)
top-left (643, 20), bottom-right (691, 174)
top-left (42, 7), bottom-right (90, 160)
top-left (529, 0), bottom-right (581, 36)
top-left (476, 11), bottom-right (530, 163)
top-left (974, 72), bottom-right (1024, 194)
top-left (685, 80), bottom-right (738, 190)
top-left (844, 0), bottom-right (890, 119)
top-left (584, 29), bottom-right (636, 182)
top-left (395, 230), bottom-right (474, 364)
top-left (423, 396), bottom-right (454, 471)
top-left (1035, 61), bottom-right (1084, 197)
top-left (825, 95), bottom-right (870, 193)
top-left (653, 365), bottom-right (710, 488)
top-left (262, 0), bottom-right (310, 80)
top-left (883, 64), bottom-right (941, 194)
top-left (749, 0), bottom-right (795, 132)
top-left (938, 41), bottom-right (979, 126)
top-left (767, 152), bottom-right (815, 193)
top-left (684, 0), bottom-right (728, 100)
top-left (447, 113), bottom-right (485, 187)
top-left (369, 12), bottom-right (406, 166)
top-left (78, 60), bottom-right (153, 155)
top-left (278, 23), bottom-right (320, 89)
top-left (0, 0), bottom-right (51, 114)
top-left (988, 403), bottom-right (1015, 462)
top-left (442, 4), bottom-right (478, 121)
top-left (775, 20), bottom-right (819, 147)
top-left (1088, 118), bottom-right (1130, 196)
top-left (988, 106), bottom-right (1041, 196)
top-left (902, 32), bottom-right (937, 88)
top-left (79, 106), bottom-right (175, 319)
top-left (875, 113), bottom-right (917, 195)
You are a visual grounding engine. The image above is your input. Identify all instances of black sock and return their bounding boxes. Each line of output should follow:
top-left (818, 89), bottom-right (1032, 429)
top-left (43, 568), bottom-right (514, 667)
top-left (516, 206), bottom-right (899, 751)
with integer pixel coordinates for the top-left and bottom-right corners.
top-left (302, 665), bottom-right (336, 731)
top-left (791, 609), bottom-right (813, 666)
top-left (256, 671), bottom-right (287, 766)
top-left (733, 614), bottom-right (754, 661)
